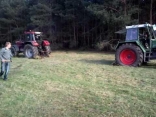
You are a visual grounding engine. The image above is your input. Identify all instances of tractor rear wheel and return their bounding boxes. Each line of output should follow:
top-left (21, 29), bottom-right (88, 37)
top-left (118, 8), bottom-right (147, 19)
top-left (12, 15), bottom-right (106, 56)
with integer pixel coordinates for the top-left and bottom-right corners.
top-left (24, 44), bottom-right (38, 58)
top-left (115, 43), bottom-right (143, 67)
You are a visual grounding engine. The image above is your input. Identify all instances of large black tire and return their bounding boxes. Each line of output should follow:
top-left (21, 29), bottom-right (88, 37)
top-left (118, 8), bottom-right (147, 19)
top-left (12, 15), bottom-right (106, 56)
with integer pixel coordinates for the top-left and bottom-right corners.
top-left (115, 43), bottom-right (143, 67)
top-left (45, 46), bottom-right (51, 54)
top-left (10, 47), bottom-right (18, 57)
top-left (24, 44), bottom-right (39, 58)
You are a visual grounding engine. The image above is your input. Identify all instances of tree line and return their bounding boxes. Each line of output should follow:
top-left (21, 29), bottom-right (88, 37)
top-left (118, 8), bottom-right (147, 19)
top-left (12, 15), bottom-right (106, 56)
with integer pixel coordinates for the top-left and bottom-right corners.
top-left (0, 0), bottom-right (156, 50)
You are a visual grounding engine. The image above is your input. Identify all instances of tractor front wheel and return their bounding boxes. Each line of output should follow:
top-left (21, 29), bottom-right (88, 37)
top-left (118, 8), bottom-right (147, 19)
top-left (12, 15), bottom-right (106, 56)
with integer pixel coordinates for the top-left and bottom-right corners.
top-left (45, 46), bottom-right (51, 54)
top-left (115, 43), bottom-right (143, 67)
top-left (24, 44), bottom-right (38, 58)
top-left (10, 46), bottom-right (18, 57)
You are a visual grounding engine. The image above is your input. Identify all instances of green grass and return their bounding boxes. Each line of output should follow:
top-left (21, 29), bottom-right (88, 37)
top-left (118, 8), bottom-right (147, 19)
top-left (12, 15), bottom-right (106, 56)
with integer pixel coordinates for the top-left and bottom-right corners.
top-left (0, 51), bottom-right (156, 117)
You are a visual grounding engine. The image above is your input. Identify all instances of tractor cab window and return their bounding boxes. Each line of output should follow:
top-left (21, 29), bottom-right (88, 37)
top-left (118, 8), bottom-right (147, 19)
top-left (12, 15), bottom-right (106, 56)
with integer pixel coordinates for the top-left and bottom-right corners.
top-left (126, 28), bottom-right (138, 40)
top-left (149, 27), bottom-right (155, 39)
top-left (18, 35), bottom-right (24, 41)
top-left (25, 34), bottom-right (34, 41)
top-left (35, 34), bottom-right (41, 41)
top-left (139, 28), bottom-right (149, 40)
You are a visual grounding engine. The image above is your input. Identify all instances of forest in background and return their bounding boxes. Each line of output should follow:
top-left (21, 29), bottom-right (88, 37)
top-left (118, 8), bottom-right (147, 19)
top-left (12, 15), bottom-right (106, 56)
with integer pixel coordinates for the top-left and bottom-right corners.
top-left (0, 0), bottom-right (156, 50)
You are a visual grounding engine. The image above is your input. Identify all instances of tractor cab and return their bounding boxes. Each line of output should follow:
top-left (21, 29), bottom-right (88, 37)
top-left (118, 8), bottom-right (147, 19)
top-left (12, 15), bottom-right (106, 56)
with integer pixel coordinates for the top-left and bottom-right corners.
top-left (115, 23), bottom-right (156, 67)
top-left (23, 31), bottom-right (43, 45)
top-left (24, 31), bottom-right (42, 41)
top-left (19, 31), bottom-right (50, 47)
top-left (16, 31), bottom-right (43, 47)
top-left (125, 24), bottom-right (156, 49)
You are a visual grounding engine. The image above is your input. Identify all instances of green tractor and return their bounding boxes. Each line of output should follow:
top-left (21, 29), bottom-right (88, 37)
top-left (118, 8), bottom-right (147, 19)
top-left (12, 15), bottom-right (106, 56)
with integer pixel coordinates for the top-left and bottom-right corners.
top-left (115, 23), bottom-right (156, 67)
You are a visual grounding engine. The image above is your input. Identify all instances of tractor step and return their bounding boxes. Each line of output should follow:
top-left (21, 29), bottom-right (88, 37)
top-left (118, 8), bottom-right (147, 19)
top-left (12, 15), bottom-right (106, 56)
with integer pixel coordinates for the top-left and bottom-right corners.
top-left (144, 52), bottom-right (151, 62)
top-left (149, 52), bottom-right (156, 60)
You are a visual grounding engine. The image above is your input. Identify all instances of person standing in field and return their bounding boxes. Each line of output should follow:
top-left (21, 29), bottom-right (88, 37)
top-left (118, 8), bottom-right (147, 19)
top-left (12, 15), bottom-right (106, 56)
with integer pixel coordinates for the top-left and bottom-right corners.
top-left (0, 42), bottom-right (12, 81)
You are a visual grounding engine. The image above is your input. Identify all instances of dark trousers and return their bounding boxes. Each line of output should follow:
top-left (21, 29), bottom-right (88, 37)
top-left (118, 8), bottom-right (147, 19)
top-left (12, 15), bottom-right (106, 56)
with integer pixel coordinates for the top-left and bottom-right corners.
top-left (0, 62), bottom-right (10, 80)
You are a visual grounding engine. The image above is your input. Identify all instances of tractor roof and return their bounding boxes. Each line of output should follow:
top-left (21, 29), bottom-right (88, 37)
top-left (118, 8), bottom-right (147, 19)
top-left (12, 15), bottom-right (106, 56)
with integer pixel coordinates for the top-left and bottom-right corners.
top-left (126, 24), bottom-right (152, 29)
top-left (24, 31), bottom-right (42, 34)
top-left (115, 23), bottom-right (154, 34)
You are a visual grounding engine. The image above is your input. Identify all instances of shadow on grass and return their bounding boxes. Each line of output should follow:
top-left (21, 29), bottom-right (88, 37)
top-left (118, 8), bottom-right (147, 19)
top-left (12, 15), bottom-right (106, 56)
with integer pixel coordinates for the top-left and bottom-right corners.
top-left (79, 59), bottom-right (114, 65)
top-left (16, 54), bottom-right (25, 58)
top-left (141, 63), bottom-right (156, 69)
top-left (80, 59), bottom-right (156, 68)
top-left (62, 50), bottom-right (115, 55)
top-left (75, 51), bottom-right (115, 55)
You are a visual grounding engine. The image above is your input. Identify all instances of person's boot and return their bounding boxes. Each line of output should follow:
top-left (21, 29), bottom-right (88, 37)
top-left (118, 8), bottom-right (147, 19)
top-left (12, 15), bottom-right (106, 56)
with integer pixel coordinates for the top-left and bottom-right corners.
top-left (3, 75), bottom-right (7, 81)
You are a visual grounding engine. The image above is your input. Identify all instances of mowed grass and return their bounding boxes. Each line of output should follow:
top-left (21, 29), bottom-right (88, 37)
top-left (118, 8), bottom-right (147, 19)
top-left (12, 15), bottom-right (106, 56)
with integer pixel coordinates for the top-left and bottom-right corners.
top-left (0, 51), bottom-right (156, 117)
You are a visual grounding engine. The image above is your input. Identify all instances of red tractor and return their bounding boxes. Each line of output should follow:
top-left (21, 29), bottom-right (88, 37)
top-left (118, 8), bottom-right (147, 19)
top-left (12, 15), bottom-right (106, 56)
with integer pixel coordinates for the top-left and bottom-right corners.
top-left (11, 31), bottom-right (51, 58)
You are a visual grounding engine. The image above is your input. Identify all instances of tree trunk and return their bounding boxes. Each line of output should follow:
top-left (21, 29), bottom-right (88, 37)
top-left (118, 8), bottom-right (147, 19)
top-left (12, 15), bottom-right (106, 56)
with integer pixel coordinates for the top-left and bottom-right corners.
top-left (83, 24), bottom-right (86, 46)
top-left (150, 0), bottom-right (153, 24)
top-left (124, 0), bottom-right (127, 16)
top-left (73, 21), bottom-right (77, 47)
top-left (121, 0), bottom-right (127, 16)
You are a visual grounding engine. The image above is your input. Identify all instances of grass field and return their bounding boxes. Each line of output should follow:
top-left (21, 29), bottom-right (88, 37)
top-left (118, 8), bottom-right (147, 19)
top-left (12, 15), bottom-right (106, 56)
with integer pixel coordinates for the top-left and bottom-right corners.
top-left (0, 51), bottom-right (155, 117)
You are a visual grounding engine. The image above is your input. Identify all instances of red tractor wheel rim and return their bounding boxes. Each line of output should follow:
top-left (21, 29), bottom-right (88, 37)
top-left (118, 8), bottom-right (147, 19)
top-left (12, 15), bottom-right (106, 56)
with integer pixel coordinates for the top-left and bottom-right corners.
top-left (120, 49), bottom-right (136, 65)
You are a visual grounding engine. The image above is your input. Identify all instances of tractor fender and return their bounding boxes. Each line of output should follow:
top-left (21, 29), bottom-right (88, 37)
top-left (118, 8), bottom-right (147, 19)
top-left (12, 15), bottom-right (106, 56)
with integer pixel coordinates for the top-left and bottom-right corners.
top-left (135, 41), bottom-right (146, 53)
top-left (24, 41), bottom-right (39, 46)
top-left (116, 41), bottom-right (146, 53)
top-left (24, 42), bottom-right (32, 46)
top-left (12, 45), bottom-right (19, 52)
